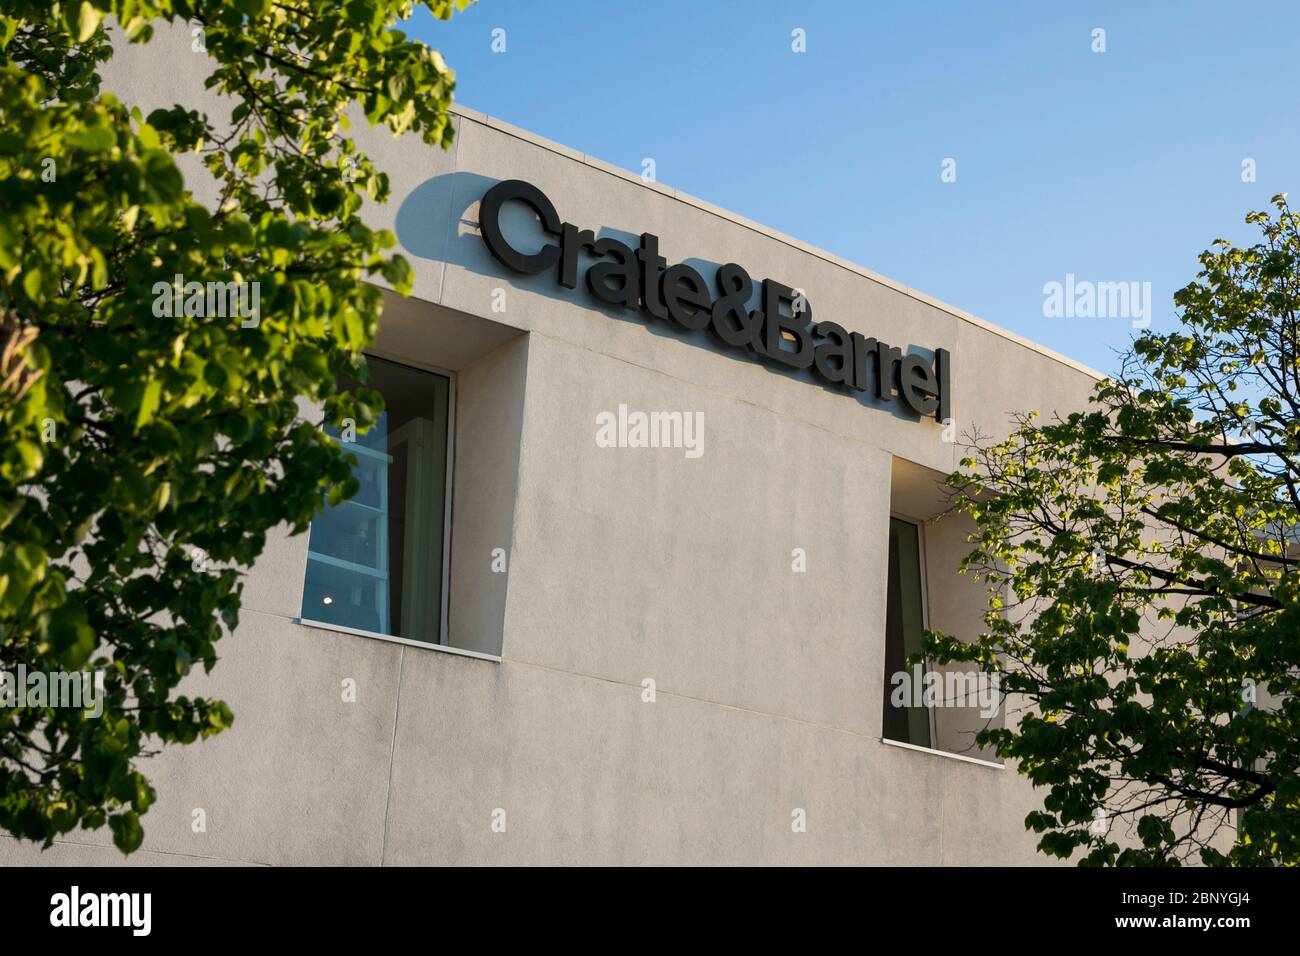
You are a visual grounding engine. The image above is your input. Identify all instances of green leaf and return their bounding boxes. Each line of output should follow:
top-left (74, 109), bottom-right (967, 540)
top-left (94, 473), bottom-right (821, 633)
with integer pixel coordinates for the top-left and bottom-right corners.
top-left (136, 379), bottom-right (162, 428)
top-left (75, 2), bottom-right (102, 42)
top-left (109, 811), bottom-right (144, 854)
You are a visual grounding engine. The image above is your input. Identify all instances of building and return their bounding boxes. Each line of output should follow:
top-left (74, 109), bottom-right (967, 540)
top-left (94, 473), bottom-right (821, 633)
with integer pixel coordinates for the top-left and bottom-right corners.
top-left (3, 27), bottom-right (1104, 867)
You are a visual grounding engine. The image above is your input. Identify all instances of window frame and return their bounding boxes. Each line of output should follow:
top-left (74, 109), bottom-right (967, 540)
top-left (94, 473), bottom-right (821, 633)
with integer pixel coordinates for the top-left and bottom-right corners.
top-left (884, 510), bottom-right (939, 749)
top-left (298, 348), bottom-right (458, 650)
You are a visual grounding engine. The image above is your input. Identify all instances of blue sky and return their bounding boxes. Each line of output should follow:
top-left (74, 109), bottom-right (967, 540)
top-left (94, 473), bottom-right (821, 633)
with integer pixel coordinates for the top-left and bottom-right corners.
top-left (407, 0), bottom-right (1300, 375)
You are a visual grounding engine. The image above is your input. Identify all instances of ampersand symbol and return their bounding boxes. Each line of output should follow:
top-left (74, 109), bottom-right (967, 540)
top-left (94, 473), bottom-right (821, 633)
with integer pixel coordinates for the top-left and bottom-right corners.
top-left (710, 263), bottom-right (760, 350)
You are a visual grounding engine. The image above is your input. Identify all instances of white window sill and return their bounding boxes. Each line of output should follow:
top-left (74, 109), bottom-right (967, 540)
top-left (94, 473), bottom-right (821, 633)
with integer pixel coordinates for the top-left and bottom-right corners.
top-left (880, 736), bottom-right (1004, 770)
top-left (295, 618), bottom-right (502, 663)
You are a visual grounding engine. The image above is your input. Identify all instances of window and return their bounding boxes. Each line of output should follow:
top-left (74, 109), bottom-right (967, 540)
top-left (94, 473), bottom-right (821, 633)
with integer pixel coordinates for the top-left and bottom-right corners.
top-left (881, 516), bottom-right (934, 747)
top-left (301, 355), bottom-right (452, 645)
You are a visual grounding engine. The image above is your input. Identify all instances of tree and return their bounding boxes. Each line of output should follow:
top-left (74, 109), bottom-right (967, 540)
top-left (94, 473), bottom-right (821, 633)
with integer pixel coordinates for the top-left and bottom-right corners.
top-left (0, 0), bottom-right (469, 853)
top-left (927, 195), bottom-right (1300, 866)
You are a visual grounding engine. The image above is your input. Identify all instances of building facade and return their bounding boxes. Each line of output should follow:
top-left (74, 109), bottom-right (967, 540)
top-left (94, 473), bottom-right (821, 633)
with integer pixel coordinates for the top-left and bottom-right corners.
top-left (3, 27), bottom-right (1105, 866)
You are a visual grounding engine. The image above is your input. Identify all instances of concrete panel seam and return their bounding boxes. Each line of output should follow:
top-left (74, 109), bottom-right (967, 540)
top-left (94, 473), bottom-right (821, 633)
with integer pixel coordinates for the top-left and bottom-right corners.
top-left (435, 115), bottom-right (464, 306)
top-left (0, 833), bottom-right (274, 867)
top-left (379, 646), bottom-right (406, 867)
top-left (493, 655), bottom-right (1003, 771)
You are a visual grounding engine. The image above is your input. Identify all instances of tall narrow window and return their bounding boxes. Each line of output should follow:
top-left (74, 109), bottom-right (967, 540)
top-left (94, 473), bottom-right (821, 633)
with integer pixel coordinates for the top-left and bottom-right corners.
top-left (301, 356), bottom-right (452, 644)
top-left (882, 516), bottom-right (933, 747)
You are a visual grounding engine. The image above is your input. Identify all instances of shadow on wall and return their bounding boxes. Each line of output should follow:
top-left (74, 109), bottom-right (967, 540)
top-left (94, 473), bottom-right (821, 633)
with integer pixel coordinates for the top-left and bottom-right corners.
top-left (396, 172), bottom-right (936, 426)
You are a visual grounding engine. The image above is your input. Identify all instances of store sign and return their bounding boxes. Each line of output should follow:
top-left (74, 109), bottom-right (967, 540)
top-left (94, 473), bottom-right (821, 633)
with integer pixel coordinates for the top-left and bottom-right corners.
top-left (478, 179), bottom-right (951, 422)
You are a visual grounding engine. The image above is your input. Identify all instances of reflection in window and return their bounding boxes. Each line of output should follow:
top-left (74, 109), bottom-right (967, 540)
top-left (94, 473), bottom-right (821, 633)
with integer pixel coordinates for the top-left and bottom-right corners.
top-left (302, 356), bottom-right (451, 644)
top-left (881, 517), bottom-right (933, 747)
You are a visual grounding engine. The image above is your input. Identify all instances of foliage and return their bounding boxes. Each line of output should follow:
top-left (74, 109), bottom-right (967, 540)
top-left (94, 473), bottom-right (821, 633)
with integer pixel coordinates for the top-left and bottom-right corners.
top-left (929, 196), bottom-right (1300, 865)
top-left (0, 0), bottom-right (469, 852)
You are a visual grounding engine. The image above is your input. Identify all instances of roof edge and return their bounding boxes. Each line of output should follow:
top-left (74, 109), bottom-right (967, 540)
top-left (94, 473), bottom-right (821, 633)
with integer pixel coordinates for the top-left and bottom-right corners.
top-left (447, 103), bottom-right (1108, 382)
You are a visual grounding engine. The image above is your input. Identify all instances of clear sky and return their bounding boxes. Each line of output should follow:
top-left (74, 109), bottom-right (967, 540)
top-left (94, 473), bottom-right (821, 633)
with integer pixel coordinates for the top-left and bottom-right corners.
top-left (406, 0), bottom-right (1300, 376)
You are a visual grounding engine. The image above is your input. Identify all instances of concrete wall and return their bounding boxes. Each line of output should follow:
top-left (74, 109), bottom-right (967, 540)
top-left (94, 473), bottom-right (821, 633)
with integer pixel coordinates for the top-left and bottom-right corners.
top-left (1, 22), bottom-right (1108, 866)
top-left (447, 334), bottom-right (528, 656)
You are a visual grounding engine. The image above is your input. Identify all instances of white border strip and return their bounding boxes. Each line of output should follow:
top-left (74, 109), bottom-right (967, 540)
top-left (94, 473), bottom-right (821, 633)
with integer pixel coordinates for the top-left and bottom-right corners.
top-left (880, 736), bottom-right (1004, 770)
top-left (295, 618), bottom-right (502, 662)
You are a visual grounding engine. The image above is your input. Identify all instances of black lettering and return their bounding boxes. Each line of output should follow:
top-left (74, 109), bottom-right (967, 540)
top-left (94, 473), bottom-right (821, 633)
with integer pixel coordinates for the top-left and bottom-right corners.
top-left (560, 223), bottom-right (595, 289)
top-left (760, 279), bottom-right (813, 369)
top-left (874, 341), bottom-right (901, 401)
top-left (476, 182), bottom-right (954, 425)
top-left (709, 263), bottom-right (759, 349)
top-left (935, 347), bottom-right (951, 422)
top-left (898, 354), bottom-right (940, 416)
top-left (637, 233), bottom-right (669, 320)
top-left (812, 321), bottom-right (852, 385)
top-left (851, 333), bottom-right (878, 392)
top-left (480, 180), bottom-right (561, 275)
top-left (661, 264), bottom-right (712, 331)
top-left (586, 237), bottom-right (638, 309)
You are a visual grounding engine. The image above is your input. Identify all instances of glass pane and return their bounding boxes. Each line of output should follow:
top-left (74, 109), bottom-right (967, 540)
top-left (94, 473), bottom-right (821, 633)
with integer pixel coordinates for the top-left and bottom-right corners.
top-left (882, 517), bottom-right (932, 747)
top-left (303, 356), bottom-right (450, 643)
top-left (302, 558), bottom-right (387, 634)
